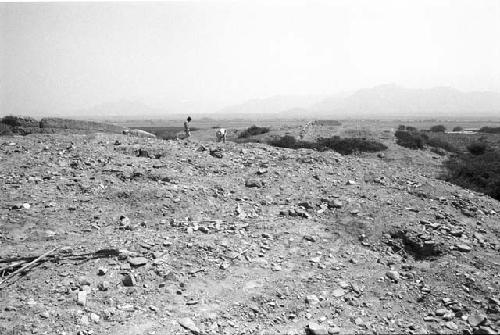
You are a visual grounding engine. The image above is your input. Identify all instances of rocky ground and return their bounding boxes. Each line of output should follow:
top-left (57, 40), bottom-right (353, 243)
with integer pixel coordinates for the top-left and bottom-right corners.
top-left (0, 125), bottom-right (499, 335)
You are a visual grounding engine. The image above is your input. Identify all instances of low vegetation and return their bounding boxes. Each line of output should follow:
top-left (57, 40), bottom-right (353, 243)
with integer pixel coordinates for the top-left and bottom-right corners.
top-left (1, 115), bottom-right (20, 127)
top-left (395, 127), bottom-right (459, 152)
top-left (268, 135), bottom-right (387, 155)
top-left (479, 127), bottom-right (500, 134)
top-left (430, 124), bottom-right (446, 133)
top-left (0, 122), bottom-right (13, 136)
top-left (395, 130), bottom-right (428, 149)
top-left (426, 137), bottom-right (459, 153)
top-left (397, 125), bottom-right (417, 132)
top-left (444, 149), bottom-right (500, 201)
top-left (467, 141), bottom-right (489, 155)
top-left (238, 125), bottom-right (271, 138)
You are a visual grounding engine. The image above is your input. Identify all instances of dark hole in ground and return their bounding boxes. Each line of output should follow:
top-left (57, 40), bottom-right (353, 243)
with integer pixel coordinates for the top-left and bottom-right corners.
top-left (385, 230), bottom-right (444, 260)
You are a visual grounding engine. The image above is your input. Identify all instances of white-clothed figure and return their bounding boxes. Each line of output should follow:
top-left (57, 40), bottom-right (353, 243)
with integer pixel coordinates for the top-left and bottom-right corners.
top-left (216, 128), bottom-right (227, 143)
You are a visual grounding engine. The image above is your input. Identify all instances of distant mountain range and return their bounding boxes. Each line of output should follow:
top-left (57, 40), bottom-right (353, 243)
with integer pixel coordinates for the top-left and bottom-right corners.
top-left (212, 94), bottom-right (329, 120)
top-left (13, 85), bottom-right (500, 121)
top-left (310, 84), bottom-right (500, 119)
top-left (213, 85), bottom-right (500, 120)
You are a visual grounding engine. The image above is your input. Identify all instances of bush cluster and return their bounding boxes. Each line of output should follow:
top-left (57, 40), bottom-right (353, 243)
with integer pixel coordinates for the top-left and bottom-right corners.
top-left (395, 130), bottom-right (428, 149)
top-left (430, 125), bottom-right (446, 133)
top-left (238, 125), bottom-right (270, 138)
top-left (0, 122), bottom-right (13, 136)
top-left (268, 135), bottom-right (387, 155)
top-left (467, 142), bottom-right (488, 155)
top-left (444, 150), bottom-right (500, 201)
top-left (478, 127), bottom-right (500, 134)
top-left (315, 137), bottom-right (387, 155)
top-left (452, 126), bottom-right (464, 132)
top-left (395, 128), bottom-right (459, 152)
top-left (426, 137), bottom-right (459, 153)
top-left (397, 125), bottom-right (417, 132)
top-left (1, 116), bottom-right (19, 127)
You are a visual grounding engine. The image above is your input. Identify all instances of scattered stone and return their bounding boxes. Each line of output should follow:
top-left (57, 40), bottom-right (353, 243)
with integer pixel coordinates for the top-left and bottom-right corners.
top-left (119, 215), bottom-right (132, 229)
top-left (308, 322), bottom-right (329, 335)
top-left (77, 291), bottom-right (88, 306)
top-left (456, 244), bottom-right (472, 252)
top-left (90, 313), bottom-right (100, 323)
top-left (354, 317), bottom-right (365, 327)
top-left (304, 235), bottom-right (317, 242)
top-left (129, 257), bottom-right (148, 267)
top-left (257, 168), bottom-right (267, 175)
top-left (331, 200), bottom-right (343, 208)
top-left (79, 315), bottom-right (89, 325)
top-left (137, 148), bottom-right (149, 158)
top-left (220, 261), bottom-right (230, 270)
top-left (386, 270), bottom-right (400, 282)
top-left (476, 326), bottom-right (497, 334)
top-left (468, 312), bottom-right (487, 327)
top-left (445, 321), bottom-right (458, 331)
top-left (98, 281), bottom-right (110, 291)
top-left (245, 178), bottom-right (263, 188)
top-left (310, 256), bottom-right (322, 264)
top-left (328, 326), bottom-right (341, 334)
top-left (346, 180), bottom-right (356, 185)
top-left (97, 267), bottom-right (107, 276)
top-left (306, 294), bottom-right (320, 305)
top-left (332, 288), bottom-right (346, 298)
top-left (271, 263), bottom-right (282, 271)
top-left (122, 273), bottom-right (136, 287)
top-left (178, 317), bottom-right (200, 334)
top-left (435, 308), bottom-right (449, 316)
top-left (209, 148), bottom-right (223, 159)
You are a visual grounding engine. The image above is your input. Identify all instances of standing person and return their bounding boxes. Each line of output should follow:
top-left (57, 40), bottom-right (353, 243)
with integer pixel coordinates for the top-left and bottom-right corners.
top-left (216, 128), bottom-right (227, 143)
top-left (184, 116), bottom-right (192, 138)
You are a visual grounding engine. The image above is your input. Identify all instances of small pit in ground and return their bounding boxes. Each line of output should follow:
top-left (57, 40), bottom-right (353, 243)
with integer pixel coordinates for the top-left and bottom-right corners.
top-left (385, 229), bottom-right (445, 260)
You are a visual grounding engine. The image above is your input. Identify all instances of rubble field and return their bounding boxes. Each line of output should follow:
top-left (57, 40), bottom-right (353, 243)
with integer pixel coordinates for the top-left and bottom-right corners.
top-left (0, 126), bottom-right (499, 335)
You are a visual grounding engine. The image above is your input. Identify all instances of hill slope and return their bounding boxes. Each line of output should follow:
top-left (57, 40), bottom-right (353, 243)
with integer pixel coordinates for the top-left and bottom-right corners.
top-left (0, 128), bottom-right (499, 335)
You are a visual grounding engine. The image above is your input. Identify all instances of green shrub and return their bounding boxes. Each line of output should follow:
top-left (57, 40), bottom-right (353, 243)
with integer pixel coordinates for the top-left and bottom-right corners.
top-left (452, 126), bottom-right (464, 132)
top-left (430, 125), bottom-right (446, 133)
top-left (444, 150), bottom-right (500, 201)
top-left (426, 137), bottom-right (458, 153)
top-left (1, 115), bottom-right (19, 127)
top-left (395, 130), bottom-right (427, 149)
top-left (467, 142), bottom-right (488, 155)
top-left (478, 127), bottom-right (500, 134)
top-left (397, 125), bottom-right (416, 132)
top-left (238, 125), bottom-right (270, 138)
top-left (0, 122), bottom-right (13, 136)
top-left (315, 137), bottom-right (387, 155)
top-left (268, 135), bottom-right (299, 148)
top-left (268, 135), bottom-right (387, 155)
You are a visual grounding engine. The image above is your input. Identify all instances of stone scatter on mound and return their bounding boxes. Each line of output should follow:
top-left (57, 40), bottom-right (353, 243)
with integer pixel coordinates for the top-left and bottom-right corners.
top-left (0, 131), bottom-right (499, 335)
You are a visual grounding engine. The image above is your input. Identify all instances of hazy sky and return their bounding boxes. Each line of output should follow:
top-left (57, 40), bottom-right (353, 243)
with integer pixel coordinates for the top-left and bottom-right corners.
top-left (2, 0), bottom-right (500, 115)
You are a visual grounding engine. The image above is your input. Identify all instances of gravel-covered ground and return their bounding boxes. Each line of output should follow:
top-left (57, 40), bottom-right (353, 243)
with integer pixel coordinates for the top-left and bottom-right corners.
top-left (1, 127), bottom-right (499, 335)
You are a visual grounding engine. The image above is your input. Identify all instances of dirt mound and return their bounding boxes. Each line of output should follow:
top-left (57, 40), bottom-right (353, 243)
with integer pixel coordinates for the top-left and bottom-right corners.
top-left (0, 128), bottom-right (499, 335)
top-left (40, 118), bottom-right (124, 133)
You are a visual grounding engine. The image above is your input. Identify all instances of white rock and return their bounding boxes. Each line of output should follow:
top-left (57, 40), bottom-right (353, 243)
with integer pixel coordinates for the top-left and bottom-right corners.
top-left (178, 317), bottom-right (200, 334)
